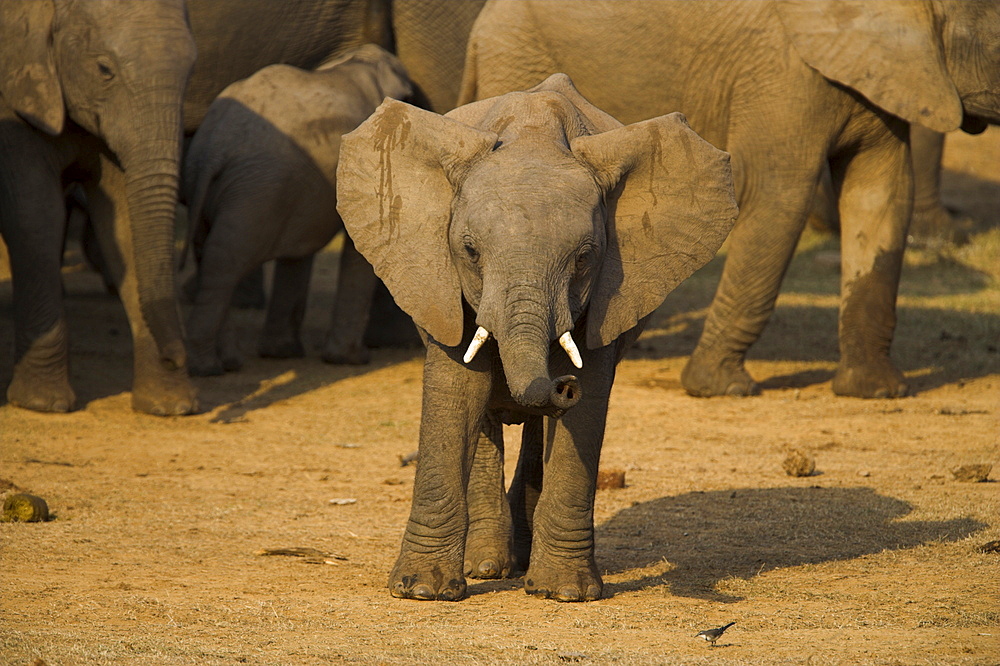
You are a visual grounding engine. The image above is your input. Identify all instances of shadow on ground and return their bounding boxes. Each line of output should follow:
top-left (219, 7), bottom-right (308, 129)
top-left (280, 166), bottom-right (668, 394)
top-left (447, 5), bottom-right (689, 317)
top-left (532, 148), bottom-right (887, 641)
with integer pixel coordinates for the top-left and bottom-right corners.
top-left (595, 486), bottom-right (987, 602)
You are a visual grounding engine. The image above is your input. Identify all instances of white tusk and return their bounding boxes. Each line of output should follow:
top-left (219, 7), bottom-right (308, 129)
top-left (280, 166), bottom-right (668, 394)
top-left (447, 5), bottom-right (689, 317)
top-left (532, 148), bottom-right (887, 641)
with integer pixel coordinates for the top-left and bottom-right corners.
top-left (463, 326), bottom-right (490, 364)
top-left (559, 331), bottom-right (583, 369)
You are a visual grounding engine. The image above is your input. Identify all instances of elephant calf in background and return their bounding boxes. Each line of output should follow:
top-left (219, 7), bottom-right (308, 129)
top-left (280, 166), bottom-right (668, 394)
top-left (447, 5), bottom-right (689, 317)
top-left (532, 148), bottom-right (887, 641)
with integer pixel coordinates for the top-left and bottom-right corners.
top-left (182, 45), bottom-right (412, 376)
top-left (337, 74), bottom-right (738, 601)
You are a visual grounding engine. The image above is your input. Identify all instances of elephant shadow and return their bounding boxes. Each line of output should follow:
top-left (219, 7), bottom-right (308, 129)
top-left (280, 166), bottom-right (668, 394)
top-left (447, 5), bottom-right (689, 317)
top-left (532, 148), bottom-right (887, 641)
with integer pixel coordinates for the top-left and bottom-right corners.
top-left (594, 486), bottom-right (987, 602)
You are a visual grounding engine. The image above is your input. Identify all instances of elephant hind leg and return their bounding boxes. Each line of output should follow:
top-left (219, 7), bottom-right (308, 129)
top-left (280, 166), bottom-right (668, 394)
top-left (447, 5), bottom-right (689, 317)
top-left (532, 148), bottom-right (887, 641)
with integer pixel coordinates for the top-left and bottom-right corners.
top-left (258, 255), bottom-right (313, 359)
top-left (507, 415), bottom-right (543, 573)
top-left (830, 117), bottom-right (911, 398)
top-left (464, 412), bottom-right (514, 580)
top-left (682, 149), bottom-right (826, 398)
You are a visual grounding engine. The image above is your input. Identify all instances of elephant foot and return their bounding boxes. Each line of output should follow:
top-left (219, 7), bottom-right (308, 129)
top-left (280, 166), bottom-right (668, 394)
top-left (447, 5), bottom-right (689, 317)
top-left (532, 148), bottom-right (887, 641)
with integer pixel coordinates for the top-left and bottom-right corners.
top-left (389, 552), bottom-right (466, 601)
top-left (258, 336), bottom-right (305, 360)
top-left (188, 357), bottom-right (225, 377)
top-left (523, 555), bottom-right (602, 602)
top-left (133, 341), bottom-right (199, 415)
top-left (7, 368), bottom-right (76, 413)
top-left (681, 349), bottom-right (759, 397)
top-left (909, 202), bottom-right (973, 246)
top-left (7, 321), bottom-right (76, 412)
top-left (321, 340), bottom-right (371, 365)
top-left (464, 522), bottom-right (513, 580)
top-left (832, 358), bottom-right (908, 399)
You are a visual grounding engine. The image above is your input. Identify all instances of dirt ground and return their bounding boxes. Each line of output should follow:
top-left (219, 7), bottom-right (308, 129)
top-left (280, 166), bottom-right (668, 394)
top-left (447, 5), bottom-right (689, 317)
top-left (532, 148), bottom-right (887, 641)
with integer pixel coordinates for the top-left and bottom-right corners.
top-left (2, 130), bottom-right (999, 665)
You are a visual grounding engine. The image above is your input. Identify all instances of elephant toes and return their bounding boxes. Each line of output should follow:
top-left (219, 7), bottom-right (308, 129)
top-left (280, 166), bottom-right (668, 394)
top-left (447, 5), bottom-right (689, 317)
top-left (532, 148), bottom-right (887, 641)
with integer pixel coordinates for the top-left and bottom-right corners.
top-left (132, 389), bottom-right (199, 417)
top-left (523, 559), bottom-right (603, 602)
top-left (389, 572), bottom-right (466, 601)
top-left (464, 524), bottom-right (513, 579)
top-left (832, 361), bottom-right (909, 399)
top-left (682, 353), bottom-right (759, 398)
top-left (7, 375), bottom-right (76, 413)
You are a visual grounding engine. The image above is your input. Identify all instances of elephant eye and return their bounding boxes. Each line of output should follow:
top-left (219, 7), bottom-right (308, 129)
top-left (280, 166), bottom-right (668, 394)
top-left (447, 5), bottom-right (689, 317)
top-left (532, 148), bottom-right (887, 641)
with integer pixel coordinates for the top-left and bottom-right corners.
top-left (96, 58), bottom-right (115, 81)
top-left (463, 240), bottom-right (480, 263)
top-left (575, 247), bottom-right (593, 271)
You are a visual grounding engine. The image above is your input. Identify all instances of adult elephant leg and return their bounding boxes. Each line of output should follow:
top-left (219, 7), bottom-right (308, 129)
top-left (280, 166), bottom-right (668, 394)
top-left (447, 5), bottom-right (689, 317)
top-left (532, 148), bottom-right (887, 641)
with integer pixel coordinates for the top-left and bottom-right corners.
top-left (84, 152), bottom-right (197, 414)
top-left (682, 150), bottom-right (824, 397)
top-left (830, 122), bottom-right (911, 399)
top-left (322, 235), bottom-right (377, 365)
top-left (1, 129), bottom-right (75, 412)
top-left (523, 348), bottom-right (612, 602)
top-left (390, 338), bottom-right (493, 601)
top-left (259, 255), bottom-right (314, 360)
top-left (908, 126), bottom-right (964, 243)
top-left (507, 415), bottom-right (543, 573)
top-left (464, 411), bottom-right (513, 580)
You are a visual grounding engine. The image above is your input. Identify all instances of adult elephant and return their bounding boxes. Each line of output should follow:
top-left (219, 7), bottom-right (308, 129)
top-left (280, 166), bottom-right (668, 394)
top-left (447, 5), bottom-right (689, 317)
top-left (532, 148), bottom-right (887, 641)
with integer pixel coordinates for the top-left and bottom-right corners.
top-left (0, 0), bottom-right (484, 415)
top-left (0, 0), bottom-right (197, 415)
top-left (461, 0), bottom-right (1000, 398)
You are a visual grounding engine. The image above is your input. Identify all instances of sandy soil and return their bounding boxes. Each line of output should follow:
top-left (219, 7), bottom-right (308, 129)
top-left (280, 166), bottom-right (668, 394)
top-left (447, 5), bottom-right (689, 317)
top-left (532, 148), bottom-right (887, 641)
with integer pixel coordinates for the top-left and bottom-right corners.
top-left (1, 130), bottom-right (998, 665)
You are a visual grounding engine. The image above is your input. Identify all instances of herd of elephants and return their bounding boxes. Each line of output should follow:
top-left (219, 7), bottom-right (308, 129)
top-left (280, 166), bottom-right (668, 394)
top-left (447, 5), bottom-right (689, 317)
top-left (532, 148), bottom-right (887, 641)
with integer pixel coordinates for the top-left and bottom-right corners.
top-left (1, 0), bottom-right (998, 602)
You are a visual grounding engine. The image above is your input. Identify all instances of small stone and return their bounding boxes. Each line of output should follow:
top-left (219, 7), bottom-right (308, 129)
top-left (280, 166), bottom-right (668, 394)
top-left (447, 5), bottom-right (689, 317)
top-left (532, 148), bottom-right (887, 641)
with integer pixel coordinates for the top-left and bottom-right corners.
top-left (596, 468), bottom-right (626, 490)
top-left (858, 470), bottom-right (871, 478)
top-left (951, 464), bottom-right (992, 483)
top-left (1, 493), bottom-right (49, 522)
top-left (782, 450), bottom-right (816, 477)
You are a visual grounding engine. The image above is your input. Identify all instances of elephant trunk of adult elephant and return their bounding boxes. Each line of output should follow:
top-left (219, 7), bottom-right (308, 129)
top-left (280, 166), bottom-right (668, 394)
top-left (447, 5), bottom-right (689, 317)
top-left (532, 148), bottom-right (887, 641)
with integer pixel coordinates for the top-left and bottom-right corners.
top-left (109, 97), bottom-right (187, 371)
top-left (489, 283), bottom-right (581, 414)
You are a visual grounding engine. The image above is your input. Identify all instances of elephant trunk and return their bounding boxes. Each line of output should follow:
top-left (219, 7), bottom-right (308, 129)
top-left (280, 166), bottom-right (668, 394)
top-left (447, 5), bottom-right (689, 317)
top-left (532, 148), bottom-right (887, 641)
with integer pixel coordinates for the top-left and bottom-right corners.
top-left (112, 98), bottom-right (187, 371)
top-left (489, 283), bottom-right (581, 415)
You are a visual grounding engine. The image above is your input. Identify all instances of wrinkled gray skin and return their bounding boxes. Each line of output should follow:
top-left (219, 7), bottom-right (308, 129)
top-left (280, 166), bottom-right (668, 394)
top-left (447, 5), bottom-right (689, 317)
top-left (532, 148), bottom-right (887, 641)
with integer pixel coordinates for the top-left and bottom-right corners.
top-left (810, 126), bottom-right (962, 243)
top-left (0, 0), bottom-right (485, 414)
top-left (182, 45), bottom-right (413, 376)
top-left (337, 74), bottom-right (739, 601)
top-left (463, 0), bottom-right (1000, 399)
top-left (0, 0), bottom-right (196, 415)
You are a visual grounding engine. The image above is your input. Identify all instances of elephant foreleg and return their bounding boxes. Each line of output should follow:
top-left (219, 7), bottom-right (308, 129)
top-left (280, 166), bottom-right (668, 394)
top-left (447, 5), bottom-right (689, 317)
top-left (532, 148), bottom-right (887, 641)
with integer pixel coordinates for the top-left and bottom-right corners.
top-left (322, 234), bottom-right (377, 365)
top-left (830, 121), bottom-right (911, 399)
top-left (1, 122), bottom-right (75, 412)
top-left (85, 152), bottom-right (197, 414)
top-left (389, 338), bottom-right (493, 601)
top-left (464, 411), bottom-right (514, 579)
top-left (522, 351), bottom-right (613, 602)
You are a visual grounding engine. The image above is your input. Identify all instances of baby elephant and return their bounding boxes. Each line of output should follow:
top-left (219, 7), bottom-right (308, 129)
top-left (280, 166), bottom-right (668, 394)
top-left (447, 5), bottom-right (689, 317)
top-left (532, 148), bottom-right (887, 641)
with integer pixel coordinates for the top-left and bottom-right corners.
top-left (337, 74), bottom-right (738, 601)
top-left (182, 44), bottom-right (412, 376)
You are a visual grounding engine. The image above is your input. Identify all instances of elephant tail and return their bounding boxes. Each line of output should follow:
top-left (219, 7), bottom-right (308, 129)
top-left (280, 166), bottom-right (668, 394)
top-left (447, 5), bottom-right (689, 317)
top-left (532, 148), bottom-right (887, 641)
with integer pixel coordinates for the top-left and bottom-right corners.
top-left (178, 134), bottom-right (222, 273)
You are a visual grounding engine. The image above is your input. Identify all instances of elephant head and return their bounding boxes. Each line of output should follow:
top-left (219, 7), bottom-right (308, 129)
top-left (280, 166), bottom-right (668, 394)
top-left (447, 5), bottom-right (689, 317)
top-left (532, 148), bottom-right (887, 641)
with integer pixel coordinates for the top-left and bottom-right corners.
top-left (776, 0), bottom-right (1000, 133)
top-left (337, 74), bottom-right (737, 412)
top-left (0, 0), bottom-right (196, 371)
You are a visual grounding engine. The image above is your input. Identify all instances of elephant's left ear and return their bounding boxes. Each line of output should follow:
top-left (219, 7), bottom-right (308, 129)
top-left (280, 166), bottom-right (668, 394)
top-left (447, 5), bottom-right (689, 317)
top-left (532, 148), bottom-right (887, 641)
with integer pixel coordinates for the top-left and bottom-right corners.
top-left (571, 113), bottom-right (738, 349)
top-left (0, 0), bottom-right (65, 135)
top-left (775, 0), bottom-right (962, 133)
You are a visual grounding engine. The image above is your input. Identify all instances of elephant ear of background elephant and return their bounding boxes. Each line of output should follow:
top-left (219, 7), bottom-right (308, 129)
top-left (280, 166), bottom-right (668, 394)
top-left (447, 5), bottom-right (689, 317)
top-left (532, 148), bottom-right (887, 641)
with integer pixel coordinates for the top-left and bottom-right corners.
top-left (572, 112), bottom-right (738, 348)
top-left (776, 0), bottom-right (963, 132)
top-left (0, 0), bottom-right (65, 135)
top-left (336, 100), bottom-right (498, 347)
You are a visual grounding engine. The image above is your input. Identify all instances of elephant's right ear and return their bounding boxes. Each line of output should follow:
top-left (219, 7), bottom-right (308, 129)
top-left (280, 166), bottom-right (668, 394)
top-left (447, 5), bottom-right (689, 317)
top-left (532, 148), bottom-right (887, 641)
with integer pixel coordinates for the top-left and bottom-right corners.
top-left (337, 99), bottom-right (498, 347)
top-left (776, 0), bottom-right (962, 132)
top-left (0, 0), bottom-right (65, 135)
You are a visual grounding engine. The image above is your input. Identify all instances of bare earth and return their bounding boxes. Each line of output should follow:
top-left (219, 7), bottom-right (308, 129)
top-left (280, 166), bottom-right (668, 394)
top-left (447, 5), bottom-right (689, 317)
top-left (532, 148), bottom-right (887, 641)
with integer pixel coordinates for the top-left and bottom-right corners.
top-left (2, 130), bottom-right (999, 665)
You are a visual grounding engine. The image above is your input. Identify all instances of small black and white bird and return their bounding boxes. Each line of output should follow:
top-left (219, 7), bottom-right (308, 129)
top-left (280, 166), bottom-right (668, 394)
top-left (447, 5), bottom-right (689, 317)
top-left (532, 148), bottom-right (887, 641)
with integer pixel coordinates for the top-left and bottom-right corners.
top-left (695, 621), bottom-right (735, 647)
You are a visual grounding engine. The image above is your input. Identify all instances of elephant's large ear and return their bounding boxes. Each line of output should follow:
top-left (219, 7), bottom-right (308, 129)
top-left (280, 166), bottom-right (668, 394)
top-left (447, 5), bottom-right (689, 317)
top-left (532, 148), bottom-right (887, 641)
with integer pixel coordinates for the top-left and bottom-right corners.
top-left (0, 0), bottom-right (64, 135)
top-left (337, 98), bottom-right (498, 347)
top-left (776, 0), bottom-right (962, 132)
top-left (572, 113), bottom-right (738, 349)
